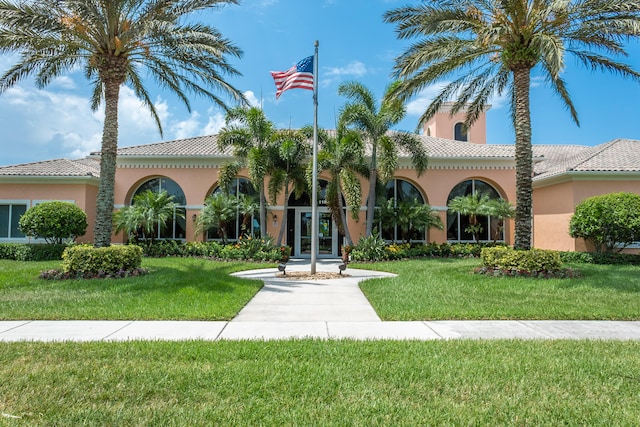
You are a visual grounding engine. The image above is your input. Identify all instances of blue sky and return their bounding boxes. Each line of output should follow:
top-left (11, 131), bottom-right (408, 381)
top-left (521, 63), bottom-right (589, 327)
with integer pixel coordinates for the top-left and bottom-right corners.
top-left (1, 0), bottom-right (640, 166)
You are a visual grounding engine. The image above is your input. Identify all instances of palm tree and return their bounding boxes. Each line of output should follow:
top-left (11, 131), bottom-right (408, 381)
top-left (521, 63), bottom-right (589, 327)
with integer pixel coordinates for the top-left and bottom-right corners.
top-left (268, 129), bottom-right (310, 246)
top-left (338, 81), bottom-right (428, 236)
top-left (195, 192), bottom-right (239, 244)
top-left (448, 192), bottom-right (492, 242)
top-left (485, 198), bottom-right (516, 242)
top-left (114, 190), bottom-right (181, 244)
top-left (217, 106), bottom-right (274, 238)
top-left (384, 0), bottom-right (640, 250)
top-left (236, 193), bottom-right (259, 238)
top-left (308, 126), bottom-right (369, 246)
top-left (0, 0), bottom-right (245, 247)
top-left (376, 197), bottom-right (443, 243)
top-left (396, 198), bottom-right (443, 243)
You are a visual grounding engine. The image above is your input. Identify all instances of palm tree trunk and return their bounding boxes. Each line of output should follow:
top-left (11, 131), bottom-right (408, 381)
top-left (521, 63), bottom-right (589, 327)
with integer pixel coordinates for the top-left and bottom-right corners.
top-left (365, 143), bottom-right (378, 236)
top-left (94, 79), bottom-right (120, 248)
top-left (337, 186), bottom-right (354, 246)
top-left (513, 67), bottom-right (533, 250)
top-left (259, 184), bottom-right (267, 239)
top-left (276, 180), bottom-right (289, 246)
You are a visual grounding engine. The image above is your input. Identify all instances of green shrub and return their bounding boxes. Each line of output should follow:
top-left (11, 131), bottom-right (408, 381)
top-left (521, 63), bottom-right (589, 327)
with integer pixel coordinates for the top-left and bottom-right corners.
top-left (560, 251), bottom-right (640, 265)
top-left (351, 233), bottom-right (388, 261)
top-left (62, 245), bottom-right (143, 275)
top-left (569, 192), bottom-right (640, 253)
top-left (0, 243), bottom-right (67, 261)
top-left (18, 201), bottom-right (87, 244)
top-left (481, 247), bottom-right (562, 272)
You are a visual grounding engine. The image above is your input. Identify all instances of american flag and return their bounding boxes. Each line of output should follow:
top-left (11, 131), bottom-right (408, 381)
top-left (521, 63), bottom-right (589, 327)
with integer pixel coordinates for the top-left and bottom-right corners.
top-left (270, 55), bottom-right (314, 99)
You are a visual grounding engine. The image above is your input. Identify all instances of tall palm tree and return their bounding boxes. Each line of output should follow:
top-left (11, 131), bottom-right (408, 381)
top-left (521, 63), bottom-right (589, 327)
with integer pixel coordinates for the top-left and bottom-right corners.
top-left (338, 81), bottom-right (429, 237)
top-left (384, 0), bottom-right (640, 250)
top-left (268, 129), bottom-right (310, 246)
top-left (0, 0), bottom-right (245, 247)
top-left (307, 126), bottom-right (369, 247)
top-left (217, 106), bottom-right (274, 238)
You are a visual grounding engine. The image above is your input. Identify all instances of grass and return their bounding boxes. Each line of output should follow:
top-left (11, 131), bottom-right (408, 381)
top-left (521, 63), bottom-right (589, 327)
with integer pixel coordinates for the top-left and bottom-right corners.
top-left (355, 258), bottom-right (640, 320)
top-left (1, 340), bottom-right (639, 425)
top-left (2, 257), bottom-right (640, 320)
top-left (0, 258), bottom-right (266, 320)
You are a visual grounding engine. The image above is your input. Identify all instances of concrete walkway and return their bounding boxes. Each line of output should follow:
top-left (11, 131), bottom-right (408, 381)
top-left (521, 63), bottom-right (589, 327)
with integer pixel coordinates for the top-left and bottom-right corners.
top-left (1, 259), bottom-right (640, 342)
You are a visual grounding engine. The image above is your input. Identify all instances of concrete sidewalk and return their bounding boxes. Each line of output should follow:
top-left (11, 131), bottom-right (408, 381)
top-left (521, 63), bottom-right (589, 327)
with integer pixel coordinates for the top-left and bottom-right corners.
top-left (1, 259), bottom-right (640, 342)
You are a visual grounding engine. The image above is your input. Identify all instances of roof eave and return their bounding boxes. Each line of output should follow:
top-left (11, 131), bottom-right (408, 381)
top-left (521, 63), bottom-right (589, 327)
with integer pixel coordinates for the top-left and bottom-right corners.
top-left (0, 176), bottom-right (100, 184)
top-left (533, 170), bottom-right (640, 189)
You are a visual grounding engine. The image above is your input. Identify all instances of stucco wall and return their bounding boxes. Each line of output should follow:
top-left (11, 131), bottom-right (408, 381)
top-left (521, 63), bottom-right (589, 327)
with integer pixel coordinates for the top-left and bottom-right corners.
top-left (0, 180), bottom-right (98, 243)
top-left (533, 178), bottom-right (640, 251)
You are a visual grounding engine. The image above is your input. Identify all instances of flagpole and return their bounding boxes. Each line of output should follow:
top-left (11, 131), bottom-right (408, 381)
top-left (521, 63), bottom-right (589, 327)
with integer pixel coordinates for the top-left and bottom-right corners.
top-left (311, 40), bottom-right (319, 275)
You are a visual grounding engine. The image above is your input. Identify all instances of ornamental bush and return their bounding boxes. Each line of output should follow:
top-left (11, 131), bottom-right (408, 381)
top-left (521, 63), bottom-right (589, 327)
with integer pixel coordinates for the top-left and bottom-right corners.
top-left (62, 244), bottom-right (143, 276)
top-left (480, 247), bottom-right (562, 273)
top-left (0, 243), bottom-right (67, 261)
top-left (18, 201), bottom-right (87, 244)
top-left (569, 192), bottom-right (640, 253)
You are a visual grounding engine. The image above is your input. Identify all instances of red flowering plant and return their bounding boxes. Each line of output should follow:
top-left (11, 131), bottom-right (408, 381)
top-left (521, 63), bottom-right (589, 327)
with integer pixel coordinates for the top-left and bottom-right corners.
top-left (279, 245), bottom-right (291, 263)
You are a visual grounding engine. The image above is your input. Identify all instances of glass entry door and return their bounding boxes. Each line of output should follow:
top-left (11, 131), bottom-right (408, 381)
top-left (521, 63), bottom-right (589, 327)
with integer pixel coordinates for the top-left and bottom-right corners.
top-left (297, 209), bottom-right (337, 257)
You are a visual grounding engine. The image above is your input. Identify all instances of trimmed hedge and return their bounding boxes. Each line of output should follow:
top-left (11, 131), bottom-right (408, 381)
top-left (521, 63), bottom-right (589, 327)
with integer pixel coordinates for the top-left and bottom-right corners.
top-left (0, 243), bottom-right (67, 261)
top-left (560, 251), bottom-right (640, 265)
top-left (137, 239), bottom-right (287, 262)
top-left (481, 247), bottom-right (562, 272)
top-left (62, 245), bottom-right (143, 275)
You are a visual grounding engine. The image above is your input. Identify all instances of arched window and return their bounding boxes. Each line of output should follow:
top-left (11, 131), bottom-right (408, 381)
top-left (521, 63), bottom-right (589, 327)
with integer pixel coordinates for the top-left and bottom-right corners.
top-left (454, 122), bottom-right (468, 142)
top-left (447, 179), bottom-right (503, 242)
top-left (208, 178), bottom-right (259, 240)
top-left (376, 179), bottom-right (427, 242)
top-left (131, 177), bottom-right (187, 239)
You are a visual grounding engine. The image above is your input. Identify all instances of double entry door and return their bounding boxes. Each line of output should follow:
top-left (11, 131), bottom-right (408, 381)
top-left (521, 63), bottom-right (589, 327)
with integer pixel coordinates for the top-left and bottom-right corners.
top-left (294, 208), bottom-right (338, 258)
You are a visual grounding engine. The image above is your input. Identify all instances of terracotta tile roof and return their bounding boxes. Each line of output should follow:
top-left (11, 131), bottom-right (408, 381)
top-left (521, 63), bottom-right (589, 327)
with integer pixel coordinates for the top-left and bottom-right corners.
top-left (113, 131), bottom-right (518, 159)
top-left (418, 136), bottom-right (515, 158)
top-left (114, 134), bottom-right (233, 157)
top-left (533, 139), bottom-right (640, 181)
top-left (2, 133), bottom-right (639, 181)
top-left (0, 158), bottom-right (100, 177)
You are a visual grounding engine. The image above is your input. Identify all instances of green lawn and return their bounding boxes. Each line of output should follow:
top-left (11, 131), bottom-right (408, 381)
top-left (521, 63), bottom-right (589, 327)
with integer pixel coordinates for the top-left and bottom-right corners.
top-left (355, 258), bottom-right (640, 320)
top-left (2, 257), bottom-right (639, 321)
top-left (0, 258), bottom-right (266, 320)
top-left (1, 340), bottom-right (639, 425)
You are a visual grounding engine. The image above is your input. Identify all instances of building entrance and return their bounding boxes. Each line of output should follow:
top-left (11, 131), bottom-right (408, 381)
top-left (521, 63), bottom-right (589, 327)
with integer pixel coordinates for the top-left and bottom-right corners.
top-left (295, 208), bottom-right (338, 258)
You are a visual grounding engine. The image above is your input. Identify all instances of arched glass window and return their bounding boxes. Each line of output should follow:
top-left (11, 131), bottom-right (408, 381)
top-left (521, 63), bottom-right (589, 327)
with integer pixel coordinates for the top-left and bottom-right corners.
top-left (208, 178), bottom-right (259, 240)
top-left (131, 177), bottom-right (187, 240)
top-left (376, 179), bottom-right (427, 243)
top-left (454, 122), bottom-right (468, 142)
top-left (447, 179), bottom-right (503, 242)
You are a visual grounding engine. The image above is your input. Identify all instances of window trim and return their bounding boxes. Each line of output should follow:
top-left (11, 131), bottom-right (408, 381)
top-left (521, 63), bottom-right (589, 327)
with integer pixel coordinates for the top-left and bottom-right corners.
top-left (0, 200), bottom-right (30, 241)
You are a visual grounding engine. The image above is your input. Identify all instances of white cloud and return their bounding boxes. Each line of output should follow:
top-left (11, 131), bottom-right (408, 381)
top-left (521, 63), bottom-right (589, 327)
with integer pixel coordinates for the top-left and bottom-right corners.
top-left (243, 90), bottom-right (260, 107)
top-left (0, 82), bottom-right (177, 165)
top-left (171, 111), bottom-right (202, 140)
top-left (405, 83), bottom-right (450, 116)
top-left (50, 76), bottom-right (77, 90)
top-left (404, 81), bottom-right (509, 117)
top-left (203, 111), bottom-right (226, 135)
top-left (322, 61), bottom-right (367, 87)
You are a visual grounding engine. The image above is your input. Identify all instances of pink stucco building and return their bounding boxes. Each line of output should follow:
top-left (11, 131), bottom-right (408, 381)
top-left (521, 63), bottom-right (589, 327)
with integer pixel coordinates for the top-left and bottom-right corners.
top-left (1, 104), bottom-right (639, 257)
